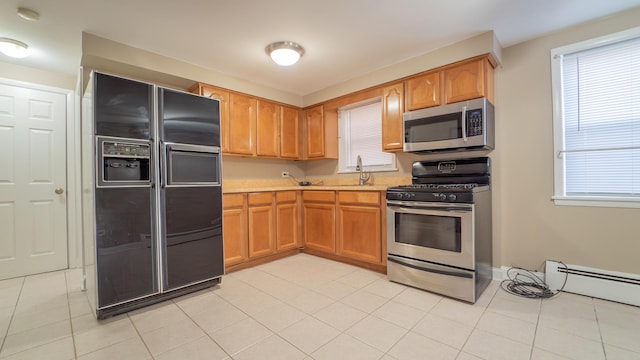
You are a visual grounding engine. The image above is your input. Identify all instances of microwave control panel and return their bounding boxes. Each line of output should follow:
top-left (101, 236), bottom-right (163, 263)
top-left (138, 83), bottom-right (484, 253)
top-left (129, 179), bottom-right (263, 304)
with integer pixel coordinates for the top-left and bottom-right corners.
top-left (466, 108), bottom-right (484, 136)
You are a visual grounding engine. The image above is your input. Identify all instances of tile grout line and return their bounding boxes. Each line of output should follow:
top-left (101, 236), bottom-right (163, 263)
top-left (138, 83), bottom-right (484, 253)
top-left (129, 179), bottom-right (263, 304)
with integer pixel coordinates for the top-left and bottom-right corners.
top-left (455, 284), bottom-right (500, 359)
top-left (528, 291), bottom-right (544, 360)
top-left (224, 263), bottom-right (381, 358)
top-left (228, 278), bottom-right (338, 358)
top-left (170, 292), bottom-right (237, 360)
top-left (0, 276), bottom-right (25, 356)
top-left (592, 299), bottom-right (609, 360)
top-left (126, 312), bottom-right (156, 360)
top-left (380, 293), bottom-right (442, 358)
top-left (63, 270), bottom-right (79, 360)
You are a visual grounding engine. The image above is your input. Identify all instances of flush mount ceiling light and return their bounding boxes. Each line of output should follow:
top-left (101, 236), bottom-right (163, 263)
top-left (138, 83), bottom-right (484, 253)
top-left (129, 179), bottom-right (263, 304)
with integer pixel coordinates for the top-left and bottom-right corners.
top-left (265, 41), bottom-right (305, 66)
top-left (17, 7), bottom-right (40, 21)
top-left (0, 38), bottom-right (29, 58)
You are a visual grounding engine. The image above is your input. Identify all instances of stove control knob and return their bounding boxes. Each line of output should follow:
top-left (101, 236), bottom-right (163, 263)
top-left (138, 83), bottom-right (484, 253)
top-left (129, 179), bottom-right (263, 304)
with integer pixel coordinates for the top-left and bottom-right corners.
top-left (403, 193), bottom-right (411, 200)
top-left (448, 194), bottom-right (457, 201)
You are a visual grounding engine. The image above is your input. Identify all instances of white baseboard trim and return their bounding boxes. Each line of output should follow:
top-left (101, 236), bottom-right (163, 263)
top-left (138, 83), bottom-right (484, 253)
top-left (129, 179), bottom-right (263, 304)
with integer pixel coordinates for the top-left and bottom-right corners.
top-left (545, 261), bottom-right (640, 307)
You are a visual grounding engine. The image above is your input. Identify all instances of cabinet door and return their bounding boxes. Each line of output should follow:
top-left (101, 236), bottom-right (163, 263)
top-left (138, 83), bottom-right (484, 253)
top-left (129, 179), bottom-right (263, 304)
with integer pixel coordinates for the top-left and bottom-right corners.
top-left (248, 193), bottom-right (275, 258)
top-left (382, 83), bottom-right (404, 152)
top-left (337, 205), bottom-right (381, 264)
top-left (222, 207), bottom-right (247, 267)
top-left (229, 93), bottom-right (256, 155)
top-left (280, 106), bottom-right (300, 159)
top-left (200, 86), bottom-right (230, 153)
top-left (406, 71), bottom-right (441, 111)
top-left (305, 105), bottom-right (325, 158)
top-left (256, 100), bottom-right (280, 157)
top-left (276, 201), bottom-right (299, 251)
top-left (303, 202), bottom-right (335, 253)
top-left (445, 59), bottom-right (486, 104)
top-left (248, 205), bottom-right (275, 258)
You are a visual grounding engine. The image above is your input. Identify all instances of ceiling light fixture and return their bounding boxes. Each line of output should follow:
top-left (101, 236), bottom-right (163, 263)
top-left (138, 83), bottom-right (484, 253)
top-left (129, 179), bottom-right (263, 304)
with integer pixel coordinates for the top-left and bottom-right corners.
top-left (17, 7), bottom-right (40, 21)
top-left (0, 38), bottom-right (29, 58)
top-left (265, 41), bottom-right (305, 66)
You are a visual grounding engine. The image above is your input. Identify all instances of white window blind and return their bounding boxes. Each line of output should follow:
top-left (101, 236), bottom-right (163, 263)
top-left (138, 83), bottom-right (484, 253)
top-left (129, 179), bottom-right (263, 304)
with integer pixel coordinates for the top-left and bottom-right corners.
top-left (338, 99), bottom-right (396, 172)
top-left (552, 28), bottom-right (640, 207)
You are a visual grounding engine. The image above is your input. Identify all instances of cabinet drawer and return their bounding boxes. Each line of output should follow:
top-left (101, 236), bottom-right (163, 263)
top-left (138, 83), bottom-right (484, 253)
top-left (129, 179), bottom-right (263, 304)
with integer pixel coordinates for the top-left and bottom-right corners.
top-left (248, 192), bottom-right (274, 206)
top-left (302, 190), bottom-right (335, 203)
top-left (223, 193), bottom-right (245, 209)
top-left (338, 191), bottom-right (380, 206)
top-left (276, 191), bottom-right (297, 203)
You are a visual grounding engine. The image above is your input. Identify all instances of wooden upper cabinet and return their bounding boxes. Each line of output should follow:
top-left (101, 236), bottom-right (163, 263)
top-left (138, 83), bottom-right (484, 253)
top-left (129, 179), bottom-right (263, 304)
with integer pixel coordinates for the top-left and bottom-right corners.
top-left (406, 71), bottom-right (441, 111)
top-left (228, 93), bottom-right (256, 156)
top-left (256, 100), bottom-right (280, 157)
top-left (280, 106), bottom-right (300, 159)
top-left (304, 105), bottom-right (325, 158)
top-left (381, 83), bottom-right (404, 152)
top-left (445, 58), bottom-right (494, 104)
top-left (303, 104), bottom-right (338, 160)
top-left (190, 84), bottom-right (230, 152)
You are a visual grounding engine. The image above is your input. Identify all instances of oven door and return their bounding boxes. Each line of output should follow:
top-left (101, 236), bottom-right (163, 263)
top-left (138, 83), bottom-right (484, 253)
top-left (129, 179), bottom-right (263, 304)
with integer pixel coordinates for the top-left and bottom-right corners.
top-left (162, 143), bottom-right (220, 187)
top-left (387, 200), bottom-right (474, 270)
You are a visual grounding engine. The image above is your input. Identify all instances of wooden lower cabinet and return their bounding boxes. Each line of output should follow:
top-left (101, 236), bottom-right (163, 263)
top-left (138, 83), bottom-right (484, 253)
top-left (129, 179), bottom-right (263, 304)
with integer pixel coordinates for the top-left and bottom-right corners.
top-left (224, 189), bottom-right (385, 271)
top-left (276, 191), bottom-right (299, 251)
top-left (336, 192), bottom-right (382, 264)
top-left (302, 191), bottom-right (336, 253)
top-left (248, 192), bottom-right (275, 258)
top-left (222, 194), bottom-right (248, 267)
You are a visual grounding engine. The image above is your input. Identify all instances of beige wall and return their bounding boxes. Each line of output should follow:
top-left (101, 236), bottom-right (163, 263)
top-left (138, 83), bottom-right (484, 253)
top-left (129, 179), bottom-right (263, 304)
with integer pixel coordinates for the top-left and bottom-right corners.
top-left (81, 33), bottom-right (302, 106)
top-left (497, 7), bottom-right (640, 274)
top-left (303, 31), bottom-right (501, 106)
top-left (222, 156), bottom-right (304, 180)
top-left (0, 61), bottom-right (76, 90)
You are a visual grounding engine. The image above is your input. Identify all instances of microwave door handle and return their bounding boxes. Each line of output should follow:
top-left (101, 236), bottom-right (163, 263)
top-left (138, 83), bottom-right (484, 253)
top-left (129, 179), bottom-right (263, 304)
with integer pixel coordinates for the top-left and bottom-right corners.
top-left (461, 105), bottom-right (468, 142)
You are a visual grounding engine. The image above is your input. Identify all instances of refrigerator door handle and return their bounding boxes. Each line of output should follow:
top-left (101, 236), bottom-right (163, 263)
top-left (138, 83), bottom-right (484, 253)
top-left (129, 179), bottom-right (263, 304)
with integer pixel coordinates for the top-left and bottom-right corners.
top-left (159, 140), bottom-right (167, 189)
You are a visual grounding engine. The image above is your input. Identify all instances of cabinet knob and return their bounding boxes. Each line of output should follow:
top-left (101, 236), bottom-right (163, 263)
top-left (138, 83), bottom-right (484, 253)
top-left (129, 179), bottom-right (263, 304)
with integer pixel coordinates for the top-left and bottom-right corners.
top-left (55, 188), bottom-right (64, 195)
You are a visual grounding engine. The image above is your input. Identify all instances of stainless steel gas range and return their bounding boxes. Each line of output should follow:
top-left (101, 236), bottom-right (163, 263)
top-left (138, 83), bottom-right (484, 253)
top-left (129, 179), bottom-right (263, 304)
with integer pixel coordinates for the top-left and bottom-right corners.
top-left (386, 157), bottom-right (492, 303)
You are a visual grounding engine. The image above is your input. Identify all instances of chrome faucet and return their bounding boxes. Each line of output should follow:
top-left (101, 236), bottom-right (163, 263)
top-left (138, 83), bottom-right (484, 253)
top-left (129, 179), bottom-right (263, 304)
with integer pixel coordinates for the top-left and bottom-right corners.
top-left (356, 155), bottom-right (371, 186)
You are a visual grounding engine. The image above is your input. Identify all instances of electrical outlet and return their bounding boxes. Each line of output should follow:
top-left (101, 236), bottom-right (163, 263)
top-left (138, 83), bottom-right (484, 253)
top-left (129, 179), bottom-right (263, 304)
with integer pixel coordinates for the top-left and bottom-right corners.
top-left (281, 171), bottom-right (290, 178)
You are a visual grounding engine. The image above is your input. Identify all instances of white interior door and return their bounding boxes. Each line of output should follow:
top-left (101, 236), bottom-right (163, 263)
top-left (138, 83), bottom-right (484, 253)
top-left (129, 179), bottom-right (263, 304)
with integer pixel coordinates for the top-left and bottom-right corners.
top-left (0, 82), bottom-right (68, 280)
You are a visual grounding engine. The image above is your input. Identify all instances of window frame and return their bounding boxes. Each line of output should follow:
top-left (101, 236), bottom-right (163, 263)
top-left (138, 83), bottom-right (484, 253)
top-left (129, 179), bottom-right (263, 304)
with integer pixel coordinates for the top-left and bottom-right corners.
top-left (550, 26), bottom-right (640, 209)
top-left (337, 97), bottom-right (397, 174)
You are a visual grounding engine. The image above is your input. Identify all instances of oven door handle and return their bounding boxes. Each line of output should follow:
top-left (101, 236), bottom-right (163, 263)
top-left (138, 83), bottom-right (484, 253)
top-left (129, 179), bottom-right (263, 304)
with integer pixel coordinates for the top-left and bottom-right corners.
top-left (388, 256), bottom-right (473, 279)
top-left (387, 201), bottom-right (472, 213)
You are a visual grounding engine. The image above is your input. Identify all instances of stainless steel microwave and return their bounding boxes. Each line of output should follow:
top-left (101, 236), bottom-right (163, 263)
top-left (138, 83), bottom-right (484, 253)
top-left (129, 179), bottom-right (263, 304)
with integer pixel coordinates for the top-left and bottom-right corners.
top-left (403, 97), bottom-right (494, 153)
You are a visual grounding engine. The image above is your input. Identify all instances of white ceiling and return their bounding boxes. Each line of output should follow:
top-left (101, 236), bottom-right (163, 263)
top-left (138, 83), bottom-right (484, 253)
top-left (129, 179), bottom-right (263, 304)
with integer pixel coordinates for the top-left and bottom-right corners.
top-left (1, 0), bottom-right (639, 95)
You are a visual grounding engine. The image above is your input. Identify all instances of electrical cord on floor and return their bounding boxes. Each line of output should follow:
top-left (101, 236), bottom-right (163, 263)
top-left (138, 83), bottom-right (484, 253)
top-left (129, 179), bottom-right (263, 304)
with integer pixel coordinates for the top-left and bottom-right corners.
top-left (500, 260), bottom-right (569, 299)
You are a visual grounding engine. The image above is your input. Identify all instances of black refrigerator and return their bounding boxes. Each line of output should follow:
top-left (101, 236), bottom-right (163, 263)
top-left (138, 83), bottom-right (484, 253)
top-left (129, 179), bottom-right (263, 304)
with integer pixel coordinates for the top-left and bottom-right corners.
top-left (81, 72), bottom-right (224, 319)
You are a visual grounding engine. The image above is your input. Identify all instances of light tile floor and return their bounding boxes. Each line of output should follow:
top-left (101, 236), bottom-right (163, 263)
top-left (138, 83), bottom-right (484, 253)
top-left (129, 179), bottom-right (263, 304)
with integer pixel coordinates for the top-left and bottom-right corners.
top-left (0, 253), bottom-right (639, 360)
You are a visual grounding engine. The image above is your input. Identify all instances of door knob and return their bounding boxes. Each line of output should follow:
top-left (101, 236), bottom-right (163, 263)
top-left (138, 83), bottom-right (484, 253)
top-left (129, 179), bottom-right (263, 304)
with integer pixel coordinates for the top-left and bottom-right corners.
top-left (55, 188), bottom-right (64, 194)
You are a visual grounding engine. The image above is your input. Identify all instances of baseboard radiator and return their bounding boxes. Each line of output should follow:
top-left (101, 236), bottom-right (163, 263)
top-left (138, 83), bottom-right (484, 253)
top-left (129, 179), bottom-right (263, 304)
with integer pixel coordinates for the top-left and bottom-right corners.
top-left (545, 261), bottom-right (640, 307)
